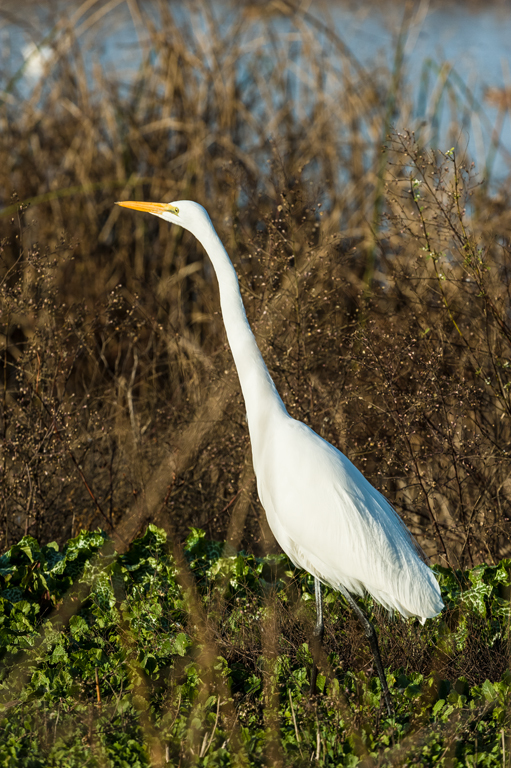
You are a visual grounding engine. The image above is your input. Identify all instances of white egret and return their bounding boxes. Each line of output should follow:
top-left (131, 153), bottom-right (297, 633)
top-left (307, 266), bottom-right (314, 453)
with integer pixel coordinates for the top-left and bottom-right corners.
top-left (117, 199), bottom-right (444, 714)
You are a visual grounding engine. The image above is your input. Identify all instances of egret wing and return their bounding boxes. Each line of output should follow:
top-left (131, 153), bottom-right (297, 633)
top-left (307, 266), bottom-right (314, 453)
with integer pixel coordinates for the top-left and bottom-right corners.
top-left (256, 416), bottom-right (443, 620)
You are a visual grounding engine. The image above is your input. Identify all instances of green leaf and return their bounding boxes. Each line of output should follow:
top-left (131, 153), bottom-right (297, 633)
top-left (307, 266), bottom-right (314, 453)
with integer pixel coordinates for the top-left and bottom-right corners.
top-left (480, 680), bottom-right (496, 702)
top-left (69, 615), bottom-right (89, 636)
top-left (173, 632), bottom-right (190, 657)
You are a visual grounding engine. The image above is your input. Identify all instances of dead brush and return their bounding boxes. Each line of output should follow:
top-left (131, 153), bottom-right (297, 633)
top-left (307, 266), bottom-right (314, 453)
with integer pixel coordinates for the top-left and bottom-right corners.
top-left (0, 3), bottom-right (510, 573)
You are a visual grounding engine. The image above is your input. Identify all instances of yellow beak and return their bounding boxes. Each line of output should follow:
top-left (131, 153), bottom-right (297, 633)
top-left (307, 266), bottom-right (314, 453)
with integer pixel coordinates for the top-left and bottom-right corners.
top-left (116, 201), bottom-right (178, 216)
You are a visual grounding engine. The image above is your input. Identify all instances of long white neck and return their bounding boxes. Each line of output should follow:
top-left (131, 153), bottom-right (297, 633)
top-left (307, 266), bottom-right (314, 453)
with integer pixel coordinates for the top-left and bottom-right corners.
top-left (194, 222), bottom-right (288, 455)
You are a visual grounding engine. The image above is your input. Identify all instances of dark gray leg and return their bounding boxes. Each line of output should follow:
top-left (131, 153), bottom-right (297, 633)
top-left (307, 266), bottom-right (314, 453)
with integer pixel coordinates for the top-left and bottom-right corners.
top-left (340, 587), bottom-right (394, 716)
top-left (310, 577), bottom-right (324, 695)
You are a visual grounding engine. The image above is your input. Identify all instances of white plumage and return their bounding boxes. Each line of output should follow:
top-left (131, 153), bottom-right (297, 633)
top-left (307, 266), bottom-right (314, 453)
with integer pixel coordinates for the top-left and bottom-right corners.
top-left (256, 413), bottom-right (443, 621)
top-left (117, 198), bottom-right (444, 711)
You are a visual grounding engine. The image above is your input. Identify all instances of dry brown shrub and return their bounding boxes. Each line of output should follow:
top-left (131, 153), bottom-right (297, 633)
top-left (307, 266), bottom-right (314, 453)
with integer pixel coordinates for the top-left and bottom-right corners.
top-left (1, 3), bottom-right (510, 574)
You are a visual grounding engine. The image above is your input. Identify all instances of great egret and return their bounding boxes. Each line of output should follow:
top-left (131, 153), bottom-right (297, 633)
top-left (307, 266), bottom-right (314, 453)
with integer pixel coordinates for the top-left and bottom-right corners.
top-left (117, 199), bottom-right (444, 714)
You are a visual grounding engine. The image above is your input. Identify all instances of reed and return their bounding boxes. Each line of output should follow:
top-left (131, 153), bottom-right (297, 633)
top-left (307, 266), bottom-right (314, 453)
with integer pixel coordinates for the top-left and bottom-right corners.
top-left (1, 0), bottom-right (510, 566)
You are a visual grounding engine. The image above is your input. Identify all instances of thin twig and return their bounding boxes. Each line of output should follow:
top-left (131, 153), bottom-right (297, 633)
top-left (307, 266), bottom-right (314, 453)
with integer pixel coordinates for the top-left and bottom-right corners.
top-left (95, 667), bottom-right (101, 707)
top-left (199, 697), bottom-right (221, 758)
top-left (288, 689), bottom-right (302, 757)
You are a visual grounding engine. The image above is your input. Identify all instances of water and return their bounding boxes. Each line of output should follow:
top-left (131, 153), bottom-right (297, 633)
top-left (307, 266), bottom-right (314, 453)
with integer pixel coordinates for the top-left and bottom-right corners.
top-left (1, 0), bottom-right (510, 181)
top-left (318, 2), bottom-right (511, 180)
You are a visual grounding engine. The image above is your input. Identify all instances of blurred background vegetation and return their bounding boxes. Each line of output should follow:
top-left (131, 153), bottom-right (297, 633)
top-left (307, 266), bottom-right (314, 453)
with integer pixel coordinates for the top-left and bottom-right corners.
top-left (1, 0), bottom-right (511, 571)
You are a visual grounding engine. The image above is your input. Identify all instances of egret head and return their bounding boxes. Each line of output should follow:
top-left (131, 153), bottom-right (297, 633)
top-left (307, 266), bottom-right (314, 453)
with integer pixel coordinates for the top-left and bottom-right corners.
top-left (116, 199), bottom-right (213, 240)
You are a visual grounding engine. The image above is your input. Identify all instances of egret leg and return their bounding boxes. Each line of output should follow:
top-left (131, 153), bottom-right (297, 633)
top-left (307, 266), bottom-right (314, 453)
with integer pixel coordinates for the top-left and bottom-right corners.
top-left (340, 587), bottom-right (394, 716)
top-left (310, 577), bottom-right (324, 695)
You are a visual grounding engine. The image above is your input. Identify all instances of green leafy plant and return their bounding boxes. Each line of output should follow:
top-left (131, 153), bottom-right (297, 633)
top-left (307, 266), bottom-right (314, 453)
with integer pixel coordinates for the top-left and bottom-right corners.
top-left (0, 526), bottom-right (509, 766)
